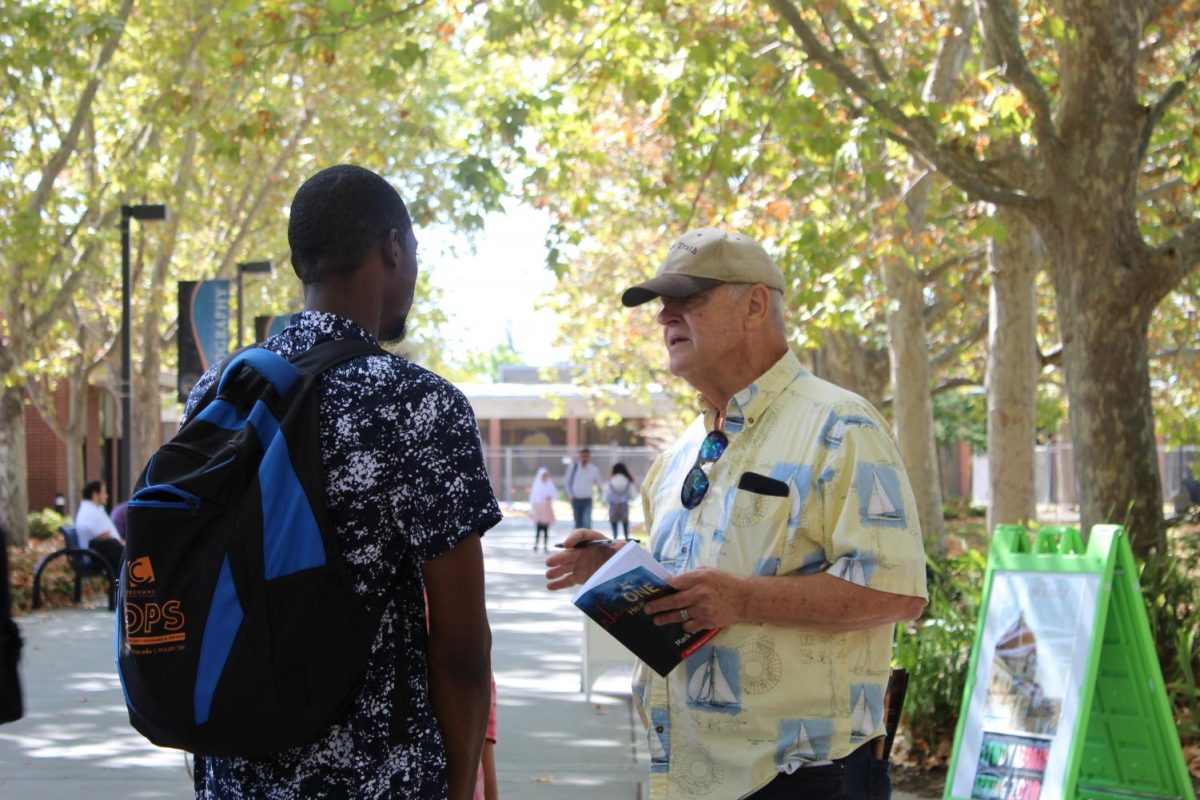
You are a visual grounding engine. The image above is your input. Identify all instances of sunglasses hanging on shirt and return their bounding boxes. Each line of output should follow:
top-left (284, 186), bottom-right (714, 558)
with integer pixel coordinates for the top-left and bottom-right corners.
top-left (680, 430), bottom-right (729, 509)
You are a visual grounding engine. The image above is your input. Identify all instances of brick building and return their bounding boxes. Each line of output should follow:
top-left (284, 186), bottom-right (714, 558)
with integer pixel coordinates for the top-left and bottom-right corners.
top-left (24, 383), bottom-right (115, 516)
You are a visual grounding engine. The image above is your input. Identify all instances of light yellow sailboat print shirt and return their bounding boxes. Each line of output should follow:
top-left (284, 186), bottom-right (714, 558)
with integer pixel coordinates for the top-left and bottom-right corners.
top-left (634, 350), bottom-right (928, 800)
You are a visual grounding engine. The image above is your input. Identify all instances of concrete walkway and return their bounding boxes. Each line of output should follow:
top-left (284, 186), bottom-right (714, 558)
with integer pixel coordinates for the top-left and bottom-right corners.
top-left (0, 516), bottom-right (930, 799)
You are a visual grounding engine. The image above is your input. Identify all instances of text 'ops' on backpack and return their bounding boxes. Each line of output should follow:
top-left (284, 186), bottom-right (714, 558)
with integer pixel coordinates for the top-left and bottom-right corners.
top-left (117, 337), bottom-right (389, 757)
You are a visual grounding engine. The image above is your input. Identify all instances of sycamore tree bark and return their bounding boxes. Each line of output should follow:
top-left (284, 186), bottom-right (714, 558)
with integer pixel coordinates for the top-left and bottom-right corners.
top-left (0, 391), bottom-right (28, 547)
top-left (881, 0), bottom-right (976, 547)
top-left (986, 209), bottom-right (1040, 531)
top-left (811, 332), bottom-right (889, 412)
top-left (768, 0), bottom-right (1200, 557)
top-left (883, 244), bottom-right (946, 545)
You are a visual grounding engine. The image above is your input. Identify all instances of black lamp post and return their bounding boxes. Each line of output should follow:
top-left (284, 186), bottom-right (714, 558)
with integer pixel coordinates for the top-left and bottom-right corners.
top-left (119, 203), bottom-right (167, 502)
top-left (236, 260), bottom-right (273, 347)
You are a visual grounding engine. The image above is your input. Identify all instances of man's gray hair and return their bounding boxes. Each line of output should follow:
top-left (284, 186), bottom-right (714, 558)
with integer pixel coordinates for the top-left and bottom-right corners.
top-left (729, 283), bottom-right (786, 334)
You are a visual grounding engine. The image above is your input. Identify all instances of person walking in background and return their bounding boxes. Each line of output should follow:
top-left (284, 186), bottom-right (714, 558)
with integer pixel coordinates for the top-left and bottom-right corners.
top-left (604, 463), bottom-right (637, 541)
top-left (74, 480), bottom-right (124, 576)
top-left (529, 467), bottom-right (557, 552)
top-left (189, 165), bottom-right (498, 800)
top-left (564, 448), bottom-right (603, 529)
top-left (547, 227), bottom-right (927, 800)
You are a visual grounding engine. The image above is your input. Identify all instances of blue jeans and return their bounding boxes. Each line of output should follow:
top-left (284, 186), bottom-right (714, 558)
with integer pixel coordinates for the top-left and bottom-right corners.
top-left (570, 498), bottom-right (592, 529)
top-left (747, 742), bottom-right (891, 799)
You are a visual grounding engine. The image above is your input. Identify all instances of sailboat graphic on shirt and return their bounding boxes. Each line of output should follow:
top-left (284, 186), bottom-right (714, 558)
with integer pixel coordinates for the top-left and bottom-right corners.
top-left (687, 647), bottom-right (740, 713)
top-left (855, 464), bottom-right (907, 528)
top-left (866, 472), bottom-right (900, 521)
top-left (833, 557), bottom-right (869, 586)
top-left (792, 721), bottom-right (817, 759)
top-left (851, 692), bottom-right (872, 734)
top-left (849, 683), bottom-right (883, 741)
top-left (777, 717), bottom-right (834, 766)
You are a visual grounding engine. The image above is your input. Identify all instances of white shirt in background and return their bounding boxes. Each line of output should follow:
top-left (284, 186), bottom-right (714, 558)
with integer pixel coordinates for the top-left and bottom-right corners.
top-left (74, 499), bottom-right (119, 547)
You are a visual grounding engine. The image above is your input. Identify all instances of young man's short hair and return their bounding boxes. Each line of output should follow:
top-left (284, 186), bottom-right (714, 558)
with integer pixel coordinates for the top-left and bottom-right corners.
top-left (82, 480), bottom-right (104, 500)
top-left (287, 165), bottom-right (413, 284)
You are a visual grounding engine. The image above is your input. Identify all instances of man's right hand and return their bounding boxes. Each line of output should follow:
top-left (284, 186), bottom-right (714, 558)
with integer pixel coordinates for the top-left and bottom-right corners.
top-left (544, 529), bottom-right (622, 591)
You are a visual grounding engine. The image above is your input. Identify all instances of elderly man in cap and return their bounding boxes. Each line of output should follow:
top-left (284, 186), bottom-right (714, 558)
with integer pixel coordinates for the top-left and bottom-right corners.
top-left (547, 228), bottom-right (927, 799)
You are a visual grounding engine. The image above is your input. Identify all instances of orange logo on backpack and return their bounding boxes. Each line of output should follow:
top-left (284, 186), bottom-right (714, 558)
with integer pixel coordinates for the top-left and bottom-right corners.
top-left (128, 557), bottom-right (156, 585)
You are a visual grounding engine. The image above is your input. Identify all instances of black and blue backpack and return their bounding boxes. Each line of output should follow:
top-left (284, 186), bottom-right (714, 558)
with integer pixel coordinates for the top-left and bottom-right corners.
top-left (117, 337), bottom-right (389, 757)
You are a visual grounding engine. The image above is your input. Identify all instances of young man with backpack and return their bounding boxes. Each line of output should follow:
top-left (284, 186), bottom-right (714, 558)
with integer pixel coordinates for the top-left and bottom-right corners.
top-left (175, 165), bottom-right (500, 799)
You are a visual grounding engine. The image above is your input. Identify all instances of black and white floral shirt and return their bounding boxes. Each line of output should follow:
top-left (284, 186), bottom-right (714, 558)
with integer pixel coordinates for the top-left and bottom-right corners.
top-left (189, 311), bottom-right (501, 799)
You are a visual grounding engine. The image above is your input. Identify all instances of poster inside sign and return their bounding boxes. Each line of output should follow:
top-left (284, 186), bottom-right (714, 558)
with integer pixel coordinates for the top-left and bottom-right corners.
top-left (950, 570), bottom-right (1099, 800)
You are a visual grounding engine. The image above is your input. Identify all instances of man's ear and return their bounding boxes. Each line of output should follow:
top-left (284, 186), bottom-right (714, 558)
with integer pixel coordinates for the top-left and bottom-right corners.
top-left (744, 284), bottom-right (771, 328)
top-left (383, 228), bottom-right (402, 270)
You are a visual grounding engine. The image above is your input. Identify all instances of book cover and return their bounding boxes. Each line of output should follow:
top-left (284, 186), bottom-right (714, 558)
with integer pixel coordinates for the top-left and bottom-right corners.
top-left (572, 544), bottom-right (721, 677)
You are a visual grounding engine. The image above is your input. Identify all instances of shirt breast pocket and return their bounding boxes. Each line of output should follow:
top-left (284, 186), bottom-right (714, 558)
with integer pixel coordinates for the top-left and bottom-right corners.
top-left (722, 472), bottom-right (793, 570)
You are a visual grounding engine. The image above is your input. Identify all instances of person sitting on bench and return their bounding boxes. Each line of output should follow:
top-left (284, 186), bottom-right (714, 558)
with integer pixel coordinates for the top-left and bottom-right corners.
top-left (74, 480), bottom-right (124, 576)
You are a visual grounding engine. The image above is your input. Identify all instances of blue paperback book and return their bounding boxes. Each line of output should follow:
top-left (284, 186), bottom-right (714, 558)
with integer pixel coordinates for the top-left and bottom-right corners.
top-left (572, 544), bottom-right (720, 677)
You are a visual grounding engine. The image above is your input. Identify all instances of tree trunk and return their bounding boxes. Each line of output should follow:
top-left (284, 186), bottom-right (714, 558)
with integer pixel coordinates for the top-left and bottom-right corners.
top-left (1048, 231), bottom-right (1165, 557)
top-left (883, 256), bottom-right (946, 546)
top-left (64, 374), bottom-right (89, 516)
top-left (133, 348), bottom-right (163, 479)
top-left (879, 0), bottom-right (976, 547)
top-left (0, 386), bottom-right (29, 546)
top-left (811, 331), bottom-right (889, 412)
top-left (1045, 0), bottom-right (1166, 557)
top-left (986, 209), bottom-right (1040, 532)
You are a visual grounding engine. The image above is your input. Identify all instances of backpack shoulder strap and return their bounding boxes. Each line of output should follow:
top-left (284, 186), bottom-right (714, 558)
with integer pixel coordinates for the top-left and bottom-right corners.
top-left (289, 337), bottom-right (389, 377)
top-left (186, 346), bottom-right (254, 419)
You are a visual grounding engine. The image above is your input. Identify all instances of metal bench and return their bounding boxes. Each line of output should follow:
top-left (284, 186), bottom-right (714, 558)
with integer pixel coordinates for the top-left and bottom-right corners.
top-left (31, 525), bottom-right (116, 611)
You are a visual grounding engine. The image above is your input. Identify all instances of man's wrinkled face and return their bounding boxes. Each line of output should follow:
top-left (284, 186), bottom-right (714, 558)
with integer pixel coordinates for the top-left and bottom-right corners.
top-left (655, 284), bottom-right (743, 385)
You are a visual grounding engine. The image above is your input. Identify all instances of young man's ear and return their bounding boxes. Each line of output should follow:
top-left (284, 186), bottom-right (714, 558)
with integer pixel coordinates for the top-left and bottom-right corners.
top-left (383, 228), bottom-right (402, 270)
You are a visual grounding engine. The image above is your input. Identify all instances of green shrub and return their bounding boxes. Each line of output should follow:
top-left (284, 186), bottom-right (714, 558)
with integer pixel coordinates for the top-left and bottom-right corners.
top-left (27, 509), bottom-right (65, 541)
top-left (894, 547), bottom-right (987, 766)
top-left (941, 498), bottom-right (986, 520)
top-left (1139, 539), bottom-right (1200, 742)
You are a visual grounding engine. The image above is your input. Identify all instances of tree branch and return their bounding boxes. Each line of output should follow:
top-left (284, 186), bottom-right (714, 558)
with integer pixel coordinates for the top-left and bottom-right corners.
top-left (27, 0), bottom-right (135, 217)
top-left (836, 7), bottom-right (891, 84)
top-left (919, 246), bottom-right (988, 282)
top-left (1039, 343), bottom-right (1062, 370)
top-left (931, 316), bottom-right (989, 369)
top-left (215, 111), bottom-right (314, 277)
top-left (1150, 347), bottom-right (1200, 362)
top-left (682, 128), bottom-right (725, 230)
top-left (768, 0), bottom-right (1044, 209)
top-left (1153, 218), bottom-right (1200, 295)
top-left (248, 2), bottom-right (430, 52)
top-left (1139, 45), bottom-right (1200, 166)
top-left (978, 0), bottom-right (1060, 152)
top-left (880, 375), bottom-right (981, 407)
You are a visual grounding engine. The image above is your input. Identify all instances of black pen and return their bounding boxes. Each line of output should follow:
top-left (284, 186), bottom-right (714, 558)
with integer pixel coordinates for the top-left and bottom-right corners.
top-left (554, 539), bottom-right (638, 549)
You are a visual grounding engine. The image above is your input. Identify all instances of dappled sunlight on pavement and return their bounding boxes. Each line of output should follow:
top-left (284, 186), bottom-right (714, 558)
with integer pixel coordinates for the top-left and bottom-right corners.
top-left (1, 515), bottom-right (923, 799)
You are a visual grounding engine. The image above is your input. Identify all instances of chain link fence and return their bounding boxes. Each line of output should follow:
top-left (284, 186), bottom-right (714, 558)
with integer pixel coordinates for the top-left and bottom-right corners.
top-left (482, 445), bottom-right (661, 505)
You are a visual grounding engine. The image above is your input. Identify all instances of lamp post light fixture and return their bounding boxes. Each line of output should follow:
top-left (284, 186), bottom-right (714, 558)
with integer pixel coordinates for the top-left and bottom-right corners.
top-left (236, 260), bottom-right (273, 347)
top-left (119, 203), bottom-right (167, 502)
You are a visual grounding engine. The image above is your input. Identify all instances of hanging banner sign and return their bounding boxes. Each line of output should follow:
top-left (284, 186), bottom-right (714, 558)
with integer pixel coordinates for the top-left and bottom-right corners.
top-left (177, 280), bottom-right (230, 402)
top-left (254, 313), bottom-right (296, 344)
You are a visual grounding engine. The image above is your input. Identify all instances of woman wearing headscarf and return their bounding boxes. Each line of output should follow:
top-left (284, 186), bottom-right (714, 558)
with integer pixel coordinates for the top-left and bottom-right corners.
top-left (604, 463), bottom-right (637, 541)
top-left (529, 467), bottom-right (557, 552)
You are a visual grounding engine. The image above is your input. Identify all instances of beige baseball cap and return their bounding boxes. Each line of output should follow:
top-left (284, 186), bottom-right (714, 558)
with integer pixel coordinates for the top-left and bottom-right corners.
top-left (621, 227), bottom-right (786, 307)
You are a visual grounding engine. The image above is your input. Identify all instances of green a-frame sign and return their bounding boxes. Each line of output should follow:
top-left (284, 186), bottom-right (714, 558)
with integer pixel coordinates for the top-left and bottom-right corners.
top-left (945, 525), bottom-right (1194, 799)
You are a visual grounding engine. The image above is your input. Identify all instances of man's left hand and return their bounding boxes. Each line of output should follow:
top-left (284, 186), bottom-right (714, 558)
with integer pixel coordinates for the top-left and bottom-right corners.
top-left (644, 568), bottom-right (748, 632)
